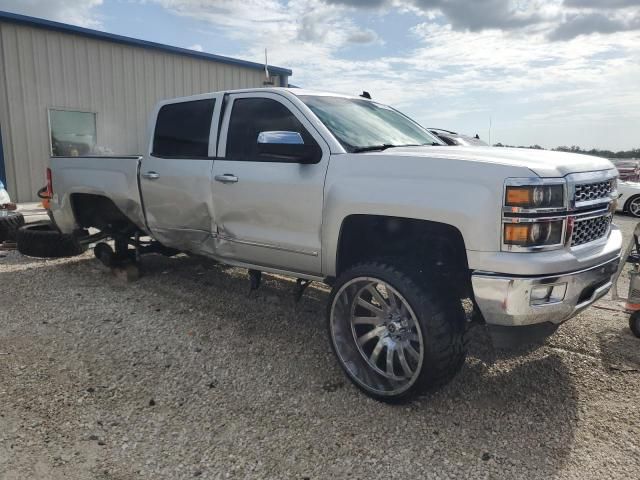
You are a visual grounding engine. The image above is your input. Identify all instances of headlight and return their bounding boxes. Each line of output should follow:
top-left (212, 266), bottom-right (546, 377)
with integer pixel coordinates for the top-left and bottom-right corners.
top-left (502, 179), bottom-right (568, 251)
top-left (505, 184), bottom-right (564, 209)
top-left (503, 221), bottom-right (564, 247)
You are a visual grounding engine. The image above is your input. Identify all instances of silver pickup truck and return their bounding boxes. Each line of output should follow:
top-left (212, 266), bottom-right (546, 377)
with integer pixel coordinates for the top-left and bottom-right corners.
top-left (48, 88), bottom-right (622, 401)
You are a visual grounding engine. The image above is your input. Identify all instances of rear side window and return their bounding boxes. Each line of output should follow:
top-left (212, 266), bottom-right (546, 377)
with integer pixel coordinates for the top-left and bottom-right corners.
top-left (152, 99), bottom-right (215, 157)
top-left (226, 97), bottom-right (317, 161)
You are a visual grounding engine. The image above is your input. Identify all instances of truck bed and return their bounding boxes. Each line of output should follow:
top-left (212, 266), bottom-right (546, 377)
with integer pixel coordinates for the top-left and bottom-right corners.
top-left (49, 156), bottom-right (146, 234)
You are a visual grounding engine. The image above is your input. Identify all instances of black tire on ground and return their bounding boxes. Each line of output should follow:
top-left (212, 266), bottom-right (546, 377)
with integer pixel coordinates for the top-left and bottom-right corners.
top-left (327, 261), bottom-right (467, 402)
top-left (630, 311), bottom-right (640, 338)
top-left (16, 221), bottom-right (86, 258)
top-left (0, 211), bottom-right (25, 242)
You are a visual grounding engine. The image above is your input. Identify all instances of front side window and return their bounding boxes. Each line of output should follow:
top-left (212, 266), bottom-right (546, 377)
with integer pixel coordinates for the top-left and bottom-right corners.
top-left (153, 99), bottom-right (215, 157)
top-left (49, 109), bottom-right (97, 157)
top-left (299, 95), bottom-right (442, 152)
top-left (226, 97), bottom-right (317, 161)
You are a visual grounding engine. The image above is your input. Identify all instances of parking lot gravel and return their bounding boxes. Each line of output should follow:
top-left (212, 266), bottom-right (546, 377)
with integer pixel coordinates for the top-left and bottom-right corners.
top-left (1, 215), bottom-right (639, 479)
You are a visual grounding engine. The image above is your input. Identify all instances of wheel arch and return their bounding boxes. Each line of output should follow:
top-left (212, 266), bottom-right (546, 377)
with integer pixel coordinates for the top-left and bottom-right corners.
top-left (70, 193), bottom-right (142, 236)
top-left (333, 214), bottom-right (470, 291)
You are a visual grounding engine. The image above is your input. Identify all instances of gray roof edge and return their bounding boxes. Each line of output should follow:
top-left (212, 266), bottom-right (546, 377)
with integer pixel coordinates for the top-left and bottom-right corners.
top-left (0, 10), bottom-right (293, 76)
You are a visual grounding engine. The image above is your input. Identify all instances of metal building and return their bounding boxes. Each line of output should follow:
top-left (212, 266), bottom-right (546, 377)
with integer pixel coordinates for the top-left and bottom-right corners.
top-left (0, 11), bottom-right (292, 202)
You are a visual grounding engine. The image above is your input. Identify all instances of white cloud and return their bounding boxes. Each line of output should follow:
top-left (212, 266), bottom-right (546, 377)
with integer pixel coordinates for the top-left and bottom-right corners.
top-left (141, 0), bottom-right (640, 149)
top-left (2, 0), bottom-right (638, 148)
top-left (0, 0), bottom-right (103, 28)
top-left (187, 43), bottom-right (204, 51)
top-left (149, 0), bottom-right (382, 48)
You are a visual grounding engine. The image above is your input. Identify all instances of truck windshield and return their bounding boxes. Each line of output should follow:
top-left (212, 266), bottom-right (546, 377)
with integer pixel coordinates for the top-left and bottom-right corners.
top-left (299, 95), bottom-right (443, 152)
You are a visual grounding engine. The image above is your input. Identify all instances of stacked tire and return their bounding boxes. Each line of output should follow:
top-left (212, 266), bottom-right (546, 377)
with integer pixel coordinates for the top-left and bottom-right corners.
top-left (16, 221), bottom-right (86, 258)
top-left (0, 211), bottom-right (25, 243)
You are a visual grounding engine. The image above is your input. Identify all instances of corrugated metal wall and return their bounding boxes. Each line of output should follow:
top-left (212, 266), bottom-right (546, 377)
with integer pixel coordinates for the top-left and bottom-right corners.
top-left (0, 21), bottom-right (282, 201)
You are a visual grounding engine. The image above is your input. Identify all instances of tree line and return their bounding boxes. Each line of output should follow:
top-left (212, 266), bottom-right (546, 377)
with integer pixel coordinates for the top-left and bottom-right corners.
top-left (492, 143), bottom-right (639, 159)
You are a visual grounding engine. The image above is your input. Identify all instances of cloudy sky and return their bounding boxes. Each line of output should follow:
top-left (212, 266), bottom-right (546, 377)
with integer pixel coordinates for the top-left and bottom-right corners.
top-left (1, 0), bottom-right (638, 150)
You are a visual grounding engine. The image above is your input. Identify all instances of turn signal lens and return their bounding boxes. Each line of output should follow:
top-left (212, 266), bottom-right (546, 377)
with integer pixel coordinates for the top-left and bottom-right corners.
top-left (504, 221), bottom-right (564, 247)
top-left (46, 167), bottom-right (53, 197)
top-left (506, 187), bottom-right (532, 206)
top-left (504, 224), bottom-right (529, 243)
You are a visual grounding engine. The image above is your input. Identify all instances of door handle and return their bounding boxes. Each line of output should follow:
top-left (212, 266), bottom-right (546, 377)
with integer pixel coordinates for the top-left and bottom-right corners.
top-left (215, 174), bottom-right (238, 184)
top-left (142, 171), bottom-right (160, 180)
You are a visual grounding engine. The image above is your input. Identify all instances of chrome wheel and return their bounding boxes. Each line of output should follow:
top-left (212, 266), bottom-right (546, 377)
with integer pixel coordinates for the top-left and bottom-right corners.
top-left (629, 197), bottom-right (640, 218)
top-left (330, 276), bottom-right (424, 396)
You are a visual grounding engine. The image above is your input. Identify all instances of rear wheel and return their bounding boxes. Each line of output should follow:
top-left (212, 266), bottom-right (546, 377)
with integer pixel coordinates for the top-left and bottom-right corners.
top-left (327, 261), bottom-right (466, 402)
top-left (0, 211), bottom-right (25, 242)
top-left (17, 221), bottom-right (86, 258)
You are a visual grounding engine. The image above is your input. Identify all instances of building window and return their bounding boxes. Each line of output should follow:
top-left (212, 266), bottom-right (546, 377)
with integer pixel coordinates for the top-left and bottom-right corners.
top-left (152, 99), bottom-right (216, 158)
top-left (49, 109), bottom-right (97, 157)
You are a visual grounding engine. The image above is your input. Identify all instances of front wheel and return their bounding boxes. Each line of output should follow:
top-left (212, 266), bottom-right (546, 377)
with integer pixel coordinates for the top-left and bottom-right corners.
top-left (327, 261), bottom-right (467, 402)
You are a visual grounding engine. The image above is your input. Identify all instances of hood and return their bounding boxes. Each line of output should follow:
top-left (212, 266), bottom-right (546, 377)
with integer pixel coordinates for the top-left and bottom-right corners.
top-left (370, 146), bottom-right (615, 178)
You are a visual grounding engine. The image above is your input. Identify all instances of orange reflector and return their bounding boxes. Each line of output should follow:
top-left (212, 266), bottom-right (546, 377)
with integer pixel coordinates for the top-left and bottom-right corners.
top-left (625, 303), bottom-right (640, 312)
top-left (504, 224), bottom-right (530, 243)
top-left (506, 186), bottom-right (532, 206)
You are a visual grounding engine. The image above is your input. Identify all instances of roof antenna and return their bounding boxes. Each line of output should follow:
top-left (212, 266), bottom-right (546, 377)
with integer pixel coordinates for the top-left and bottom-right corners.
top-left (360, 91), bottom-right (371, 99)
top-left (489, 115), bottom-right (492, 146)
top-left (263, 48), bottom-right (274, 86)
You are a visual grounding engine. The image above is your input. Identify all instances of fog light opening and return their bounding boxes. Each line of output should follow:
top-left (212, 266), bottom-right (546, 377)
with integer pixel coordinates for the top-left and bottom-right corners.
top-left (530, 283), bottom-right (567, 306)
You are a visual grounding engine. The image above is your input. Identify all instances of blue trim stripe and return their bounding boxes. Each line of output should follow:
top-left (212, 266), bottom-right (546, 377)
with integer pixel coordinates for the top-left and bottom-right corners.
top-left (0, 10), bottom-right (292, 77)
top-left (0, 122), bottom-right (5, 186)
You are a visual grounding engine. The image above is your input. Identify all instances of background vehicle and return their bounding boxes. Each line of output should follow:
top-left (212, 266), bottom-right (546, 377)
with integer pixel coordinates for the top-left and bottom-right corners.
top-left (610, 223), bottom-right (640, 338)
top-left (611, 159), bottom-right (640, 182)
top-left (616, 181), bottom-right (640, 218)
top-left (0, 180), bottom-right (23, 243)
top-left (46, 88), bottom-right (622, 401)
top-left (428, 128), bottom-right (488, 146)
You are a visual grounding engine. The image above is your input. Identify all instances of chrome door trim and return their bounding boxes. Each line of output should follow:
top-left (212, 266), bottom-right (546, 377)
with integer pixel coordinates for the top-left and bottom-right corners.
top-left (214, 232), bottom-right (319, 257)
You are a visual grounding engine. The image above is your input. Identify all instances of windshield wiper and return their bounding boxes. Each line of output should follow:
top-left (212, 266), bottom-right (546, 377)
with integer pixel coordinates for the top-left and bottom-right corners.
top-left (352, 144), bottom-right (398, 153)
top-left (352, 143), bottom-right (440, 153)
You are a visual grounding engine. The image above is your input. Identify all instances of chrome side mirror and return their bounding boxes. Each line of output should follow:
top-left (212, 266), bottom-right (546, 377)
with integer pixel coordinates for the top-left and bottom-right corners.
top-left (256, 130), bottom-right (321, 164)
top-left (257, 131), bottom-right (304, 145)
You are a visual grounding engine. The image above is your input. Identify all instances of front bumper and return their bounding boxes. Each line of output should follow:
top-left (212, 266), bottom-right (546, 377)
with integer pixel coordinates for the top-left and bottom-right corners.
top-left (472, 256), bottom-right (620, 327)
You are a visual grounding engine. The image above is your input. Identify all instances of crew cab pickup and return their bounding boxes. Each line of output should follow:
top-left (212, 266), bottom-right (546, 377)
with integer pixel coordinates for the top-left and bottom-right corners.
top-left (48, 88), bottom-right (622, 401)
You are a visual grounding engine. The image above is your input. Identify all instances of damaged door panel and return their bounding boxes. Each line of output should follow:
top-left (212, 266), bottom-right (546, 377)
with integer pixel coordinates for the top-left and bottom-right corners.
top-left (139, 95), bottom-right (222, 249)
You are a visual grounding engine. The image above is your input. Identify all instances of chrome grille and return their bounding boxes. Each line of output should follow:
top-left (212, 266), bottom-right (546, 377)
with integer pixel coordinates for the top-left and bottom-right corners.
top-left (574, 180), bottom-right (615, 203)
top-left (571, 215), bottom-right (611, 247)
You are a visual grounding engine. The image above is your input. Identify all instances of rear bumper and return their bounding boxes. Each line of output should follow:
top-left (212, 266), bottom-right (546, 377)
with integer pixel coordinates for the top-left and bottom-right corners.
top-left (472, 255), bottom-right (620, 328)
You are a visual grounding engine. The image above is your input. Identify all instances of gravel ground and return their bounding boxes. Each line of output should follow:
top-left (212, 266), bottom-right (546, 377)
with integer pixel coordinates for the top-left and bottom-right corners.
top-left (1, 215), bottom-right (639, 479)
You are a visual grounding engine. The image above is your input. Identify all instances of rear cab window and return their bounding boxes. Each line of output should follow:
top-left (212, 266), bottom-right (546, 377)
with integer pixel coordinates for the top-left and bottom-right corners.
top-left (152, 99), bottom-right (216, 158)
